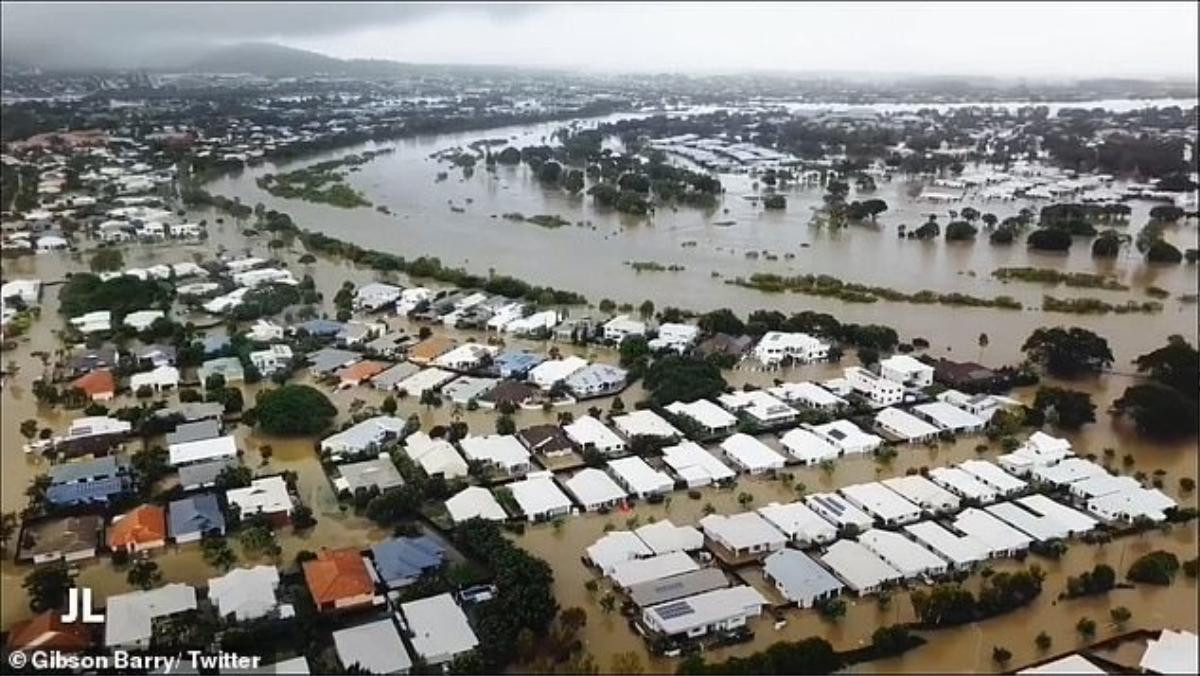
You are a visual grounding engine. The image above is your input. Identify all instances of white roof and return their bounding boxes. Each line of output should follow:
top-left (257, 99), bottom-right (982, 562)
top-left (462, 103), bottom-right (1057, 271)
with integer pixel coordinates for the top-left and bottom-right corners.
top-left (661, 441), bottom-right (736, 485)
top-left (858, 528), bottom-right (948, 577)
top-left (396, 367), bottom-right (457, 395)
top-left (720, 433), bottom-right (786, 471)
top-left (912, 401), bottom-right (986, 431)
top-left (528, 356), bottom-right (587, 385)
top-left (757, 501), bottom-right (838, 544)
top-left (903, 520), bottom-right (990, 566)
top-left (840, 482), bottom-right (923, 523)
top-left (564, 415), bottom-right (624, 449)
top-left (717, 389), bottom-right (796, 423)
top-left (1032, 458), bottom-right (1108, 485)
top-left (332, 619), bottom-right (413, 674)
top-left (508, 474), bottom-right (572, 518)
top-left (809, 419), bottom-right (883, 453)
top-left (1089, 487), bottom-right (1176, 522)
top-left (1018, 494), bottom-right (1097, 533)
top-left (805, 492), bottom-right (875, 530)
top-left (400, 593), bottom-right (479, 664)
top-left (404, 432), bottom-right (469, 478)
top-left (664, 399), bottom-right (737, 429)
top-left (769, 381), bottom-right (846, 408)
top-left (564, 468), bottom-right (628, 507)
top-left (778, 427), bottom-right (839, 464)
top-left (587, 531), bottom-right (653, 573)
top-left (985, 501), bottom-right (1068, 541)
top-left (820, 540), bottom-right (901, 592)
top-left (169, 434), bottom-right (237, 466)
top-left (699, 512), bottom-right (787, 551)
top-left (226, 476), bottom-right (292, 516)
top-left (613, 409), bottom-right (681, 438)
top-left (610, 551), bottom-right (699, 588)
top-left (1018, 654), bottom-right (1107, 674)
top-left (207, 565), bottom-right (281, 621)
top-left (881, 475), bottom-right (960, 512)
top-left (445, 486), bottom-right (506, 523)
top-left (608, 456), bottom-right (674, 495)
top-left (1024, 431), bottom-right (1072, 457)
top-left (1070, 473), bottom-right (1140, 498)
top-left (880, 354), bottom-right (933, 376)
top-left (459, 434), bottom-right (530, 469)
top-left (105, 584), bottom-right (198, 646)
top-left (634, 520), bottom-right (704, 554)
top-left (952, 508), bottom-right (1033, 554)
top-left (1139, 629), bottom-right (1198, 675)
top-left (644, 586), bottom-right (766, 636)
top-left (433, 343), bottom-right (498, 368)
top-left (320, 416), bottom-right (407, 454)
top-left (876, 407), bottom-right (941, 440)
top-left (929, 466), bottom-right (998, 503)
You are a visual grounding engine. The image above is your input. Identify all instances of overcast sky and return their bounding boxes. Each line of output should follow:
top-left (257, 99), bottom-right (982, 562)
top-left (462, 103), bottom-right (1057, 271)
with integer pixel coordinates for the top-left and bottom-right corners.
top-left (3, 2), bottom-right (1197, 78)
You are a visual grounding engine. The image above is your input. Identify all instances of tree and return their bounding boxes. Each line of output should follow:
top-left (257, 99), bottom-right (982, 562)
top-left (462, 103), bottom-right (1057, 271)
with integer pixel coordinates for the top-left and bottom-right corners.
top-left (495, 414), bottom-right (516, 436)
top-left (872, 625), bottom-right (912, 655)
top-left (0, 512), bottom-right (17, 554)
top-left (20, 418), bottom-right (38, 440)
top-left (1133, 336), bottom-right (1199, 398)
top-left (1146, 239), bottom-right (1183, 264)
top-left (638, 299), bottom-right (655, 319)
top-left (252, 385), bottom-right (337, 435)
top-left (1035, 631), bottom-right (1052, 651)
top-left (127, 559), bottom-right (163, 590)
top-left (1032, 387), bottom-right (1096, 430)
top-left (201, 534), bottom-right (236, 570)
top-left (89, 248), bottom-right (125, 273)
top-left (23, 562), bottom-right (72, 612)
top-left (945, 221), bottom-right (978, 241)
top-left (1021, 327), bottom-right (1113, 377)
top-left (992, 646), bottom-right (1012, 665)
top-left (1027, 228), bottom-right (1073, 251)
top-left (911, 584), bottom-right (977, 626)
top-left (817, 597), bottom-right (847, 620)
top-left (642, 355), bottom-right (727, 406)
top-left (1127, 550), bottom-right (1180, 585)
top-left (1076, 617), bottom-right (1096, 638)
top-left (697, 308), bottom-right (745, 336)
top-left (1113, 383), bottom-right (1199, 439)
top-left (610, 651), bottom-right (644, 674)
top-left (1110, 606), bottom-right (1132, 626)
top-left (381, 395), bottom-right (397, 415)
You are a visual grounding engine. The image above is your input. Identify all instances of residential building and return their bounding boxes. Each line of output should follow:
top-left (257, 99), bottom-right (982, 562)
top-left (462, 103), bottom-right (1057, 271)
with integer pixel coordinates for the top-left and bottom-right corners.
top-left (665, 399), bottom-right (738, 438)
top-left (763, 549), bottom-right (844, 608)
top-left (641, 586), bottom-right (767, 638)
top-left (564, 363), bottom-right (628, 398)
top-left (628, 569), bottom-right (729, 609)
top-left (445, 486), bottom-right (508, 524)
top-left (769, 381), bottom-right (846, 410)
top-left (804, 492), bottom-right (875, 531)
top-left (820, 540), bottom-right (902, 594)
top-left (249, 344), bottom-right (293, 376)
top-left (370, 536), bottom-right (445, 589)
top-left (433, 343), bottom-right (499, 371)
top-left (459, 434), bottom-right (532, 475)
top-left (587, 531), bottom-right (653, 573)
top-left (226, 476), bottom-right (293, 526)
top-left (951, 508), bottom-right (1033, 558)
top-left (565, 468), bottom-right (628, 512)
top-left (4, 610), bottom-right (92, 653)
top-left (508, 472), bottom-right (573, 522)
top-left (752, 331), bottom-right (829, 365)
top-left (778, 427), bottom-right (840, 465)
top-left (19, 515), bottom-right (103, 565)
top-left (169, 434), bottom-right (238, 468)
top-left (717, 390), bottom-right (797, 428)
top-left (903, 520), bottom-right (990, 570)
top-left (929, 467), bottom-right (999, 504)
top-left (699, 512), bottom-right (786, 561)
top-left (959, 460), bottom-right (1027, 497)
top-left (332, 619), bottom-right (412, 674)
top-left (71, 369), bottom-right (115, 401)
top-left (756, 501), bottom-right (837, 545)
top-left (613, 409), bottom-right (682, 440)
top-left (881, 475), bottom-right (960, 513)
top-left (108, 504), bottom-right (167, 552)
top-left (635, 520), bottom-right (704, 555)
top-left (603, 315), bottom-right (647, 343)
top-left (660, 441), bottom-right (736, 487)
top-left (564, 415), bottom-right (626, 456)
top-left (129, 365), bottom-right (179, 393)
top-left (840, 482), bottom-right (923, 526)
top-left (353, 283), bottom-right (402, 311)
top-left (320, 416), bottom-right (407, 460)
top-left (404, 432), bottom-right (469, 479)
top-left (912, 401), bottom-right (987, 434)
top-left (874, 407), bottom-right (940, 442)
top-left (198, 357), bottom-right (244, 388)
top-left (610, 551), bottom-right (700, 588)
top-left (648, 323), bottom-right (700, 353)
top-left (879, 354), bottom-right (935, 387)
top-left (334, 456), bottom-right (405, 494)
top-left (807, 420), bottom-right (883, 455)
top-left (516, 424), bottom-right (575, 457)
top-left (443, 376), bottom-right (499, 405)
top-left (167, 494), bottom-right (226, 543)
top-left (719, 433), bottom-right (786, 474)
top-left (104, 584), bottom-right (197, 649)
top-left (608, 456), bottom-right (674, 498)
top-left (401, 594), bottom-right (479, 666)
top-left (208, 565), bottom-right (291, 622)
top-left (858, 528), bottom-right (948, 579)
top-left (845, 366), bottom-right (904, 406)
top-left (303, 548), bottom-right (377, 613)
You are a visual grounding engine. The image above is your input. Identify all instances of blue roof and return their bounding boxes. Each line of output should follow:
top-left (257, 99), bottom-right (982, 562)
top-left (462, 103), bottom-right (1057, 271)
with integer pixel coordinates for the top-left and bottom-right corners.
top-left (46, 476), bottom-right (129, 505)
top-left (493, 351), bottom-right (545, 376)
top-left (168, 493), bottom-right (226, 538)
top-left (49, 456), bottom-right (123, 485)
top-left (370, 536), bottom-right (445, 585)
top-left (297, 319), bottom-right (345, 336)
top-left (202, 336), bottom-right (231, 355)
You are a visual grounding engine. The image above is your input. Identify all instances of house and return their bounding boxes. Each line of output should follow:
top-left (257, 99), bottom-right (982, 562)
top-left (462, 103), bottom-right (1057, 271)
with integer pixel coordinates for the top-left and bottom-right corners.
top-left (104, 584), bottom-right (197, 649)
top-left (758, 501), bottom-right (835, 545)
top-left (586, 531), bottom-right (652, 573)
top-left (958, 460), bottom-right (1027, 497)
top-left (903, 521), bottom-right (990, 570)
top-left (364, 331), bottom-right (415, 359)
top-left (641, 586), bottom-right (767, 639)
top-left (696, 333), bottom-right (752, 361)
top-left (607, 456), bottom-right (674, 498)
top-left (334, 456), bottom-right (405, 494)
top-left (875, 407), bottom-right (940, 443)
top-left (5, 610), bottom-right (92, 653)
top-left (168, 494), bottom-right (226, 543)
top-left (613, 409), bottom-right (682, 440)
top-left (881, 475), bottom-right (960, 513)
top-left (433, 343), bottom-right (498, 371)
top-left (603, 315), bottom-right (647, 343)
top-left (1067, 473), bottom-right (1140, 501)
top-left (528, 355), bottom-right (587, 389)
top-left (332, 619), bottom-right (412, 674)
top-left (198, 357), bottom-right (245, 389)
top-left (371, 362), bottom-right (421, 392)
top-left (936, 389), bottom-right (1021, 421)
top-left (246, 318), bottom-right (285, 342)
top-left (122, 310), bottom-right (165, 331)
top-left (1088, 487), bottom-right (1176, 523)
top-left (719, 433), bottom-right (786, 474)
top-left (1030, 458), bottom-right (1106, 486)
top-left (395, 367), bottom-right (457, 396)
top-left (508, 472), bottom-right (573, 522)
top-left (1017, 654), bottom-right (1108, 675)
top-left (179, 458), bottom-right (237, 491)
top-left (303, 548), bottom-right (377, 613)
top-left (1, 279), bottom-right (42, 306)
top-left (819, 540), bottom-right (901, 594)
top-left (628, 568), bottom-right (729, 609)
top-left (305, 348), bottom-right (361, 377)
top-left (404, 432), bottom-right (469, 479)
top-left (951, 508), bottom-right (1033, 558)
top-left (354, 283), bottom-right (402, 311)
top-left (226, 476), bottom-right (293, 526)
top-left (459, 434), bottom-right (532, 475)
top-left (911, 401), bottom-right (987, 434)
top-left (660, 441), bottom-right (735, 487)
top-left (932, 358), bottom-right (1002, 392)
top-left (858, 528), bottom-right (948, 579)
top-left (929, 467), bottom-right (999, 503)
top-left (504, 309), bottom-right (561, 337)
top-left (1018, 495), bottom-right (1098, 535)
top-left (769, 381), bottom-right (846, 410)
top-left (778, 427), bottom-right (839, 465)
top-left (72, 368), bottom-right (115, 401)
top-left (46, 457), bottom-right (130, 507)
top-left (401, 593), bottom-right (479, 666)
top-left (443, 376), bottom-right (499, 405)
top-left (1139, 629), bottom-right (1198, 675)
top-left (699, 512), bottom-right (787, 561)
top-left (879, 354), bottom-right (934, 387)
top-left (648, 323), bottom-right (701, 353)
top-left (752, 331), bottom-right (829, 365)
top-left (128, 365), bottom-right (180, 394)
top-left (295, 319), bottom-right (346, 339)
top-left (490, 351), bottom-right (546, 379)
top-left (845, 366), bottom-right (904, 407)
top-left (19, 515), bottom-right (104, 564)
top-left (841, 482), bottom-right (923, 526)
top-left (997, 431), bottom-right (1074, 475)
top-left (763, 549), bottom-right (844, 608)
top-left (335, 359), bottom-right (390, 388)
top-left (249, 344), bottom-right (293, 376)
top-left (565, 415), bottom-right (626, 456)
top-left (52, 415), bottom-right (131, 458)
top-left (564, 363), bottom-right (628, 399)
top-left (479, 380), bottom-right (540, 409)
top-left (407, 335), bottom-right (456, 365)
top-left (665, 399), bottom-right (738, 437)
top-left (70, 310), bottom-right (111, 334)
top-left (169, 434), bottom-right (237, 467)
top-left (208, 565), bottom-right (291, 622)
top-left (564, 468), bottom-right (628, 511)
top-left (807, 420), bottom-right (883, 455)
top-left (321, 416), bottom-right (407, 460)
top-left (634, 520), bottom-right (704, 555)
top-left (804, 492), bottom-right (875, 531)
top-left (108, 504), bottom-right (167, 552)
top-left (445, 486), bottom-right (507, 524)
top-left (370, 536), bottom-right (445, 589)
top-left (516, 424), bottom-right (574, 457)
top-left (610, 551), bottom-right (699, 588)
top-left (396, 286), bottom-right (433, 315)
top-left (717, 390), bottom-right (797, 428)
top-left (133, 343), bottom-right (177, 368)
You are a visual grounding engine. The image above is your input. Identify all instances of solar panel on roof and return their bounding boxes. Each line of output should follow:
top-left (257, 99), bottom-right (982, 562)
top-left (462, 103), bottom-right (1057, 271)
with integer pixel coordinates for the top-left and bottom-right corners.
top-left (828, 429), bottom-right (846, 440)
top-left (654, 600), bottom-right (695, 620)
top-left (656, 580), bottom-right (685, 593)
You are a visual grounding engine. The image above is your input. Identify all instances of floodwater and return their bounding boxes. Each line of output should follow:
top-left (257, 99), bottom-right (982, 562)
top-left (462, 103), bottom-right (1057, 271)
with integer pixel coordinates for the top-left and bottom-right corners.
top-left (204, 107), bottom-right (1199, 366)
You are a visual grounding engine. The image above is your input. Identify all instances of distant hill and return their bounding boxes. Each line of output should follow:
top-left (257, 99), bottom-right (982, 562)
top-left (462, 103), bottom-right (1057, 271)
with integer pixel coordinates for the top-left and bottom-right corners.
top-left (186, 42), bottom-right (351, 77)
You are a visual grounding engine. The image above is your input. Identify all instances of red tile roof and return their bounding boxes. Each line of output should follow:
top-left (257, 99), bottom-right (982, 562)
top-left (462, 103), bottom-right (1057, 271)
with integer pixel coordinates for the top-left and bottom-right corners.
top-left (72, 369), bottom-right (115, 398)
top-left (107, 504), bottom-right (167, 549)
top-left (303, 547), bottom-right (374, 607)
top-left (6, 610), bottom-right (92, 652)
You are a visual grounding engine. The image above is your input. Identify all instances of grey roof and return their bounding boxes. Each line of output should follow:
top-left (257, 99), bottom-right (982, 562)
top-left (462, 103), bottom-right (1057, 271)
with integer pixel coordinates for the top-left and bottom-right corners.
top-left (627, 567), bottom-right (729, 608)
top-left (763, 549), bottom-right (844, 603)
top-left (178, 458), bottom-right (237, 490)
top-left (165, 419), bottom-right (221, 446)
top-left (168, 493), bottom-right (226, 538)
top-left (371, 362), bottom-right (421, 389)
top-left (156, 402), bottom-right (225, 422)
top-left (337, 457), bottom-right (405, 493)
top-left (307, 348), bottom-right (362, 374)
top-left (49, 455), bottom-right (124, 484)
